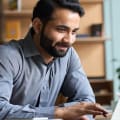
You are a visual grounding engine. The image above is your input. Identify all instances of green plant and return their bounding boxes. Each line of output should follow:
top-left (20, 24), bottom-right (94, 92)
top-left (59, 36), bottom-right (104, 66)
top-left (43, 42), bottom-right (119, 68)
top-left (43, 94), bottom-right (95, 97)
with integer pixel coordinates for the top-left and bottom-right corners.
top-left (116, 67), bottom-right (120, 90)
top-left (116, 67), bottom-right (120, 79)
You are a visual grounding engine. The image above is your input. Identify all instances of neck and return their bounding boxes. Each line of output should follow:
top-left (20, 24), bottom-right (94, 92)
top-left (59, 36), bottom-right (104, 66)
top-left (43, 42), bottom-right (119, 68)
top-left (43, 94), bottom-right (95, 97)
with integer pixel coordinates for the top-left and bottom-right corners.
top-left (33, 34), bottom-right (54, 64)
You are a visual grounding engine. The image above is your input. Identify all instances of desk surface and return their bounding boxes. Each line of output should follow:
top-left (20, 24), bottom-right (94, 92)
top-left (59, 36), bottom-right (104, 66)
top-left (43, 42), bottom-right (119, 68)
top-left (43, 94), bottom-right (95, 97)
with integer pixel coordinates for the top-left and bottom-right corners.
top-left (95, 114), bottom-right (112, 120)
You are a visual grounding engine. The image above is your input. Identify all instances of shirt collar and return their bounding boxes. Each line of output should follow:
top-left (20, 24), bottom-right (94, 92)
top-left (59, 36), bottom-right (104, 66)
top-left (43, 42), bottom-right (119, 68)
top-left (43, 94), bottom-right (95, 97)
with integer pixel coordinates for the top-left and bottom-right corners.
top-left (22, 28), bottom-right (40, 58)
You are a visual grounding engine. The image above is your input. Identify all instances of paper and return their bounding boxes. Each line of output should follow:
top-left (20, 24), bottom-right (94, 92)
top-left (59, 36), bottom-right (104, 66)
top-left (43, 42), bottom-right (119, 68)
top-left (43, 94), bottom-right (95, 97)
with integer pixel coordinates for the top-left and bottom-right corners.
top-left (33, 118), bottom-right (48, 120)
top-left (6, 117), bottom-right (48, 120)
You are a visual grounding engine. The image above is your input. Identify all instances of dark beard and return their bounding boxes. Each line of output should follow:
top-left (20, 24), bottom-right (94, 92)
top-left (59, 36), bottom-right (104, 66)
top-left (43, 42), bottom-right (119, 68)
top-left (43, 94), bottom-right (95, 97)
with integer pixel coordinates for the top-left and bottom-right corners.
top-left (40, 29), bottom-right (70, 57)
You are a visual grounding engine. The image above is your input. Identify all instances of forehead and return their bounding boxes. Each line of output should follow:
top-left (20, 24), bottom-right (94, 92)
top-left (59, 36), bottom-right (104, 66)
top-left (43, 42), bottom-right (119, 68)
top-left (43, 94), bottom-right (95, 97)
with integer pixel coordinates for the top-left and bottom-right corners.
top-left (47, 8), bottom-right (80, 28)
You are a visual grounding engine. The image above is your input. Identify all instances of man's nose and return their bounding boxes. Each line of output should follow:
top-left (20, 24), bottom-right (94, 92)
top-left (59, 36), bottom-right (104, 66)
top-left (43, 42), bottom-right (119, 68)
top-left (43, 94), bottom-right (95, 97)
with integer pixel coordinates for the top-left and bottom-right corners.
top-left (63, 33), bottom-right (75, 44)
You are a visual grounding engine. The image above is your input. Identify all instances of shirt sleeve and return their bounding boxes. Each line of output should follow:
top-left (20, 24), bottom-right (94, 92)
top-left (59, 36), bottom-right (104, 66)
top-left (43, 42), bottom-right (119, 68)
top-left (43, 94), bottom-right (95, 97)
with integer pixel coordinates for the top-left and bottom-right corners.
top-left (60, 47), bottom-right (95, 120)
top-left (61, 47), bottom-right (95, 103)
top-left (0, 46), bottom-right (54, 119)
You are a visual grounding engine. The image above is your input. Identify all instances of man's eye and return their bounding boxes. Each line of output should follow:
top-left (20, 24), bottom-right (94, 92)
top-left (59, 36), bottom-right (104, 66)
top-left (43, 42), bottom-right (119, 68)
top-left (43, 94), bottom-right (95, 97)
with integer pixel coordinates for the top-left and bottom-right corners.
top-left (56, 28), bottom-right (66, 32)
top-left (72, 31), bottom-right (77, 35)
top-left (72, 30), bottom-right (79, 35)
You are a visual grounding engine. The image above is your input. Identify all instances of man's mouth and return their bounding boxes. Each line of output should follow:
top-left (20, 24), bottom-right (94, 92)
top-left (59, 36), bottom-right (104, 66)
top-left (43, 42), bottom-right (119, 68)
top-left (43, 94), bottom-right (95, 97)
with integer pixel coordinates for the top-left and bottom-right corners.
top-left (56, 44), bottom-right (70, 51)
top-left (56, 45), bottom-right (68, 51)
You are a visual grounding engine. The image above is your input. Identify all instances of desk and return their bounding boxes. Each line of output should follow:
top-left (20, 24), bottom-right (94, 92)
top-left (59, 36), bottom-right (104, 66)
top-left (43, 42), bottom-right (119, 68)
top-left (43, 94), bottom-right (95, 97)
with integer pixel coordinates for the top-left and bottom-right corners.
top-left (95, 114), bottom-right (112, 120)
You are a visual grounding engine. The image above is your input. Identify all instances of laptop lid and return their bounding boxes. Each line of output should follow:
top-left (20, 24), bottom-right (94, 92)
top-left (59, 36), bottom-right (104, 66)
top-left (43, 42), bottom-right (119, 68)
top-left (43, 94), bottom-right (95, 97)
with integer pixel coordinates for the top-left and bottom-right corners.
top-left (111, 99), bottom-right (120, 120)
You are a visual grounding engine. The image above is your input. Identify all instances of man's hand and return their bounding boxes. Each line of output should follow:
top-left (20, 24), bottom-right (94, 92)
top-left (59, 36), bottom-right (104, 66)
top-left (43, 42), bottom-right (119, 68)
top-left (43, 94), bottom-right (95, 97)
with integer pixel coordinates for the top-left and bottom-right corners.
top-left (79, 115), bottom-right (89, 120)
top-left (54, 102), bottom-right (108, 120)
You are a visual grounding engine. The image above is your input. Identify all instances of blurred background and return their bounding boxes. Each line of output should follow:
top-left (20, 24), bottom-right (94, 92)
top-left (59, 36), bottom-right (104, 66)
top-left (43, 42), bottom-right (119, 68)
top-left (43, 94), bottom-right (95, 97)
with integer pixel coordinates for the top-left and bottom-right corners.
top-left (0, 0), bottom-right (120, 115)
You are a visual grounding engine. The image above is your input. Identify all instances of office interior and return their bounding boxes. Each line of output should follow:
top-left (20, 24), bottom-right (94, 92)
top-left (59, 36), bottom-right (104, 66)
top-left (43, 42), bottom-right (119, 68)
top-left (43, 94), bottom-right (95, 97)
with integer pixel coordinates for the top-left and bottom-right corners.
top-left (0, 0), bottom-right (120, 119)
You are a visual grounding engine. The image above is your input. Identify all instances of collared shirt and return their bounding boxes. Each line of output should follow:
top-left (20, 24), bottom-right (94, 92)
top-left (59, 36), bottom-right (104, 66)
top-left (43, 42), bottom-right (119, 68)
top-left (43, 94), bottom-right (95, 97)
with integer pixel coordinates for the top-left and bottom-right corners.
top-left (0, 29), bottom-right (95, 119)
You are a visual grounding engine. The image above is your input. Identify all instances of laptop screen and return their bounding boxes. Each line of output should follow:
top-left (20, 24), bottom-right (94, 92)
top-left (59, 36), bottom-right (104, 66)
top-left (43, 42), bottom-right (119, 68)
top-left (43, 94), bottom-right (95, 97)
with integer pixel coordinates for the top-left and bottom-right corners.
top-left (111, 99), bottom-right (120, 120)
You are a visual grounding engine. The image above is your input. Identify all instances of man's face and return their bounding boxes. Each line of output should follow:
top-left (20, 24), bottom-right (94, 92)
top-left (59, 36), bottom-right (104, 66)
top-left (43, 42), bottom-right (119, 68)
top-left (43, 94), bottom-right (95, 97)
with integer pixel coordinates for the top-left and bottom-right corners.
top-left (40, 8), bottom-right (80, 57)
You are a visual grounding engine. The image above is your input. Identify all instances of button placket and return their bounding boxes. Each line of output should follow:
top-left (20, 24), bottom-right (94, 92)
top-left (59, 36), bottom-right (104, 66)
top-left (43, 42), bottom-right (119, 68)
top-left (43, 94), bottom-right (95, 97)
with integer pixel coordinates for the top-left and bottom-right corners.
top-left (39, 66), bottom-right (51, 106)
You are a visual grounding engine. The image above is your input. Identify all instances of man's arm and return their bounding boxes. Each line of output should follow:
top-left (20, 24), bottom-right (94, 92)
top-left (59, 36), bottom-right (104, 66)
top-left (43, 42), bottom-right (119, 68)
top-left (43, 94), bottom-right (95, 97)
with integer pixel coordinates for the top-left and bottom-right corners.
top-left (0, 100), bottom-right (55, 119)
top-left (0, 78), bottom-right (55, 119)
top-left (0, 46), bottom-right (55, 119)
top-left (60, 47), bottom-right (96, 119)
top-left (61, 47), bottom-right (95, 105)
top-left (54, 102), bottom-right (108, 120)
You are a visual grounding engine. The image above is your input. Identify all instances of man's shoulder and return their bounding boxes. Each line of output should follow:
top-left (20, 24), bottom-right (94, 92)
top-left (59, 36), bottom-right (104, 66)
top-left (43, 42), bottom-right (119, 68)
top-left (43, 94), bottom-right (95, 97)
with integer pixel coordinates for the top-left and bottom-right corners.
top-left (0, 40), bottom-right (23, 58)
top-left (66, 47), bottom-right (78, 57)
top-left (58, 47), bottom-right (78, 63)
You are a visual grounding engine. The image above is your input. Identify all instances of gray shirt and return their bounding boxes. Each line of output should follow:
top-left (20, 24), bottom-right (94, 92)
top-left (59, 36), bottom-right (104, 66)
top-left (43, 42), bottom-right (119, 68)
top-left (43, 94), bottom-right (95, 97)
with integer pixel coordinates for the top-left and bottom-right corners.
top-left (0, 29), bottom-right (95, 119)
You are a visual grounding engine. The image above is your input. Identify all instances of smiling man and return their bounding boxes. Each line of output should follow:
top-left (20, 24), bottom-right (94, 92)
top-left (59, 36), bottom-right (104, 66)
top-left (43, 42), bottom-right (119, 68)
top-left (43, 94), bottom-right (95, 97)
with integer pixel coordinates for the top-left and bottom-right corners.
top-left (0, 0), bottom-right (108, 120)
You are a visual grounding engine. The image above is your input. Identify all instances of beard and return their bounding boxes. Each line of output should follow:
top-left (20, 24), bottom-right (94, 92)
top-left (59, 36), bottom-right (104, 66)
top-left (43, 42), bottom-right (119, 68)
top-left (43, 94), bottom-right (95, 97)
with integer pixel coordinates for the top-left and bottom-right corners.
top-left (40, 29), bottom-right (71, 57)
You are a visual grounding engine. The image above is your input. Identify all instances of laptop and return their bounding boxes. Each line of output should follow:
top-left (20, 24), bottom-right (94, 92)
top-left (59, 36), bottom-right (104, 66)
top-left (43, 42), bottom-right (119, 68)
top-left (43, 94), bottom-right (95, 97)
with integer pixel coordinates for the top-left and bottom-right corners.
top-left (95, 100), bottom-right (120, 120)
top-left (110, 99), bottom-right (120, 120)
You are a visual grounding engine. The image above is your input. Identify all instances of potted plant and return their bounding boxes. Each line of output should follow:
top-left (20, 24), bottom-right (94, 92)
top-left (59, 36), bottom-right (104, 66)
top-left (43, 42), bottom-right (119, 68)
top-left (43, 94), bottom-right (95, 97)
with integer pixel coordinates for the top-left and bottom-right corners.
top-left (116, 68), bottom-right (120, 79)
top-left (116, 67), bottom-right (120, 98)
top-left (116, 67), bottom-right (120, 90)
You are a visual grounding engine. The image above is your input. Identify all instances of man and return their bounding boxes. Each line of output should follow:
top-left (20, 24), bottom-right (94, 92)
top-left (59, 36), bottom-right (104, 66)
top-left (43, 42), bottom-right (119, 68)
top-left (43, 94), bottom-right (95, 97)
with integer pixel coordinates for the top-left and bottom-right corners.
top-left (0, 0), bottom-right (108, 120)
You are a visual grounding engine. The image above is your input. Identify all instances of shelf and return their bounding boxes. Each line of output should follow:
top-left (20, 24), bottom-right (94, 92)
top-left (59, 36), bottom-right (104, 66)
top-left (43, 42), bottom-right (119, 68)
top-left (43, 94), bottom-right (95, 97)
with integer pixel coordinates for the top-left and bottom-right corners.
top-left (4, 10), bottom-right (32, 17)
top-left (95, 96), bottom-right (113, 105)
top-left (3, 0), bottom-right (103, 17)
top-left (90, 79), bottom-right (112, 83)
top-left (81, 0), bottom-right (103, 4)
top-left (95, 93), bottom-right (113, 97)
top-left (89, 79), bottom-right (113, 105)
top-left (75, 37), bottom-right (108, 43)
top-left (3, 0), bottom-right (103, 16)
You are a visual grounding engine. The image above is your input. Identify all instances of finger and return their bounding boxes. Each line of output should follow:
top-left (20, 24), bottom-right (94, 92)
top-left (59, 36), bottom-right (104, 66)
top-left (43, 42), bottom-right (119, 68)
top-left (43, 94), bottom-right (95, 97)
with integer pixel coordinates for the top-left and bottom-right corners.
top-left (86, 103), bottom-right (108, 114)
top-left (93, 115), bottom-right (96, 118)
top-left (84, 109), bottom-right (104, 115)
top-left (91, 104), bottom-right (109, 117)
top-left (94, 104), bottom-right (108, 114)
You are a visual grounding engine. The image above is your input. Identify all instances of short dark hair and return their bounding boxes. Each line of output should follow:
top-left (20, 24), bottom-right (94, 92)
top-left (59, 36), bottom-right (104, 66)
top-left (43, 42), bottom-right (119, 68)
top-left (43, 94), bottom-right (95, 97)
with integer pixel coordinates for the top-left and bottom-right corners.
top-left (32, 0), bottom-right (85, 22)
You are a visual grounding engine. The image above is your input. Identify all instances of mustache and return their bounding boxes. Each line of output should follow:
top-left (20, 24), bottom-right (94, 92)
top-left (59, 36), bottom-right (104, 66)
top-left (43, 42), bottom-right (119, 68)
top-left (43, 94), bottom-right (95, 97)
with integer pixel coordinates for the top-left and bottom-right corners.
top-left (55, 42), bottom-right (71, 47)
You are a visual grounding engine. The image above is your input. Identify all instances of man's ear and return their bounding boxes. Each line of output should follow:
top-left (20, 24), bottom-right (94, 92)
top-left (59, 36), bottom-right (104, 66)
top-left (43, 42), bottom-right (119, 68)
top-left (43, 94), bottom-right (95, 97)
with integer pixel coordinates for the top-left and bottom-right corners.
top-left (32, 18), bottom-right (42, 34)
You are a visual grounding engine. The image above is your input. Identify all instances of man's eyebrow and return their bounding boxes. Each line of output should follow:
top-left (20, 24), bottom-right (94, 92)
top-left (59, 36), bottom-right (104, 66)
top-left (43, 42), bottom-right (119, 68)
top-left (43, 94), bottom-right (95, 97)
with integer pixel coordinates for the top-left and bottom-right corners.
top-left (56, 25), bottom-right (69, 29)
top-left (56, 25), bottom-right (80, 31)
top-left (73, 28), bottom-right (80, 31)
